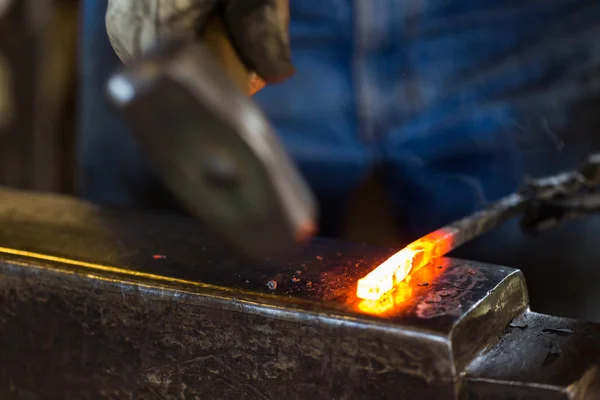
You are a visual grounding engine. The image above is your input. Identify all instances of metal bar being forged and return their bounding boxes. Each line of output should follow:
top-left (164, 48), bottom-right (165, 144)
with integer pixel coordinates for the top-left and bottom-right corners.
top-left (0, 188), bottom-right (599, 399)
top-left (357, 153), bottom-right (600, 303)
top-left (356, 193), bottom-right (526, 302)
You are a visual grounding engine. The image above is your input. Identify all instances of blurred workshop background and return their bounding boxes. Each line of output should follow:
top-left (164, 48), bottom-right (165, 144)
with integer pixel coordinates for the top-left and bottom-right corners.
top-left (2, 0), bottom-right (600, 322)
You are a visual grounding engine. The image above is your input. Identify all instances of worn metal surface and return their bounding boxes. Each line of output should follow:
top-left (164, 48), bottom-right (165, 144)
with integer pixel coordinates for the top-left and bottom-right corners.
top-left (463, 311), bottom-right (600, 399)
top-left (0, 187), bottom-right (527, 399)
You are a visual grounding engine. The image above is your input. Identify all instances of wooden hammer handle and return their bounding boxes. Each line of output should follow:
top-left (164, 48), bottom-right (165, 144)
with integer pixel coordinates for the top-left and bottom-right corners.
top-left (200, 15), bottom-right (265, 95)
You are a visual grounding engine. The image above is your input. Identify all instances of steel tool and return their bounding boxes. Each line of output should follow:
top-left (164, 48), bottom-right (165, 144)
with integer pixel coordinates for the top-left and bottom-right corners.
top-left (357, 153), bottom-right (600, 301)
top-left (107, 15), bottom-right (316, 259)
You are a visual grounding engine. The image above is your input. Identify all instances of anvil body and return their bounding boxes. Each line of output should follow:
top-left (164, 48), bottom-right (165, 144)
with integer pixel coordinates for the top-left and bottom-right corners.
top-left (0, 188), bottom-right (598, 399)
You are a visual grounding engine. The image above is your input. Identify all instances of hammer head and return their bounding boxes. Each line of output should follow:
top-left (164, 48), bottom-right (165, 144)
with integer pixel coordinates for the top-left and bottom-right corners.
top-left (107, 42), bottom-right (317, 259)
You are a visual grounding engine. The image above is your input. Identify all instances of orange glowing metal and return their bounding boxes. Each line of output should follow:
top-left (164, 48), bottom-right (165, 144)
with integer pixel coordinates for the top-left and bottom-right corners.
top-left (356, 259), bottom-right (449, 315)
top-left (356, 228), bottom-right (457, 301)
top-left (358, 280), bottom-right (413, 315)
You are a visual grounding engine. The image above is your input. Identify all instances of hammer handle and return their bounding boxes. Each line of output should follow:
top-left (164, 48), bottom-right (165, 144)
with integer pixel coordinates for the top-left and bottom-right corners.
top-left (200, 15), bottom-right (265, 95)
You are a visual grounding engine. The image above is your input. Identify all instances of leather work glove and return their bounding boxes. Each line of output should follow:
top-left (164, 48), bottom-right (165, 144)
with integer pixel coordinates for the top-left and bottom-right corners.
top-left (105, 0), bottom-right (295, 85)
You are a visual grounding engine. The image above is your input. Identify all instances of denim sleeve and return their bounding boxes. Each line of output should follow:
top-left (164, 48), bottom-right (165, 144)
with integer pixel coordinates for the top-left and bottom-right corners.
top-left (254, 0), bottom-right (372, 235)
top-left (256, 0), bottom-right (600, 237)
top-left (381, 0), bottom-right (600, 236)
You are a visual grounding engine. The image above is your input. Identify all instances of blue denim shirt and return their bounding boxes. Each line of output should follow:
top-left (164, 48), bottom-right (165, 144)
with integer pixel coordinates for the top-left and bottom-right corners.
top-left (80, 0), bottom-right (600, 238)
top-left (254, 0), bottom-right (600, 238)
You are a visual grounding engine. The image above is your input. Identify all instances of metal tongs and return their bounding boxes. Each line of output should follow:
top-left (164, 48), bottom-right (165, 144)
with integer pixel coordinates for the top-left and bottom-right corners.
top-left (356, 153), bottom-right (600, 302)
top-left (520, 153), bottom-right (600, 232)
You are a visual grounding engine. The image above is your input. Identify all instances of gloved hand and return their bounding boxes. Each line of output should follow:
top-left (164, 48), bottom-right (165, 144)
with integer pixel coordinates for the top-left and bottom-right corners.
top-left (105, 0), bottom-right (294, 84)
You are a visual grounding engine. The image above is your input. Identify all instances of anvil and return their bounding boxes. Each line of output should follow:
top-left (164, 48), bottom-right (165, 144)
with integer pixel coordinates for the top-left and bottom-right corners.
top-left (0, 187), bottom-right (599, 399)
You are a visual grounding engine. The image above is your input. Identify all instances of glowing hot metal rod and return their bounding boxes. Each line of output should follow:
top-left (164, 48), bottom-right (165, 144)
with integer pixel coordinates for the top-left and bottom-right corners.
top-left (357, 154), bottom-right (600, 301)
top-left (356, 194), bottom-right (526, 301)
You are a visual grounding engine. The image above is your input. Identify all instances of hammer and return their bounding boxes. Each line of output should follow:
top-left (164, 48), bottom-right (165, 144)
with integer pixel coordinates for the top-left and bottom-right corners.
top-left (107, 14), bottom-right (317, 259)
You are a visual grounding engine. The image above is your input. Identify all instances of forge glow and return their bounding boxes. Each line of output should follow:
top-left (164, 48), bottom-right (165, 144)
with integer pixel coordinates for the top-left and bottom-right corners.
top-left (356, 229), bottom-right (457, 301)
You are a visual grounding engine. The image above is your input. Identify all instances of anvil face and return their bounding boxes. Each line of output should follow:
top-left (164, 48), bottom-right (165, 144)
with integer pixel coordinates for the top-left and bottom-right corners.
top-left (0, 188), bottom-right (596, 399)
